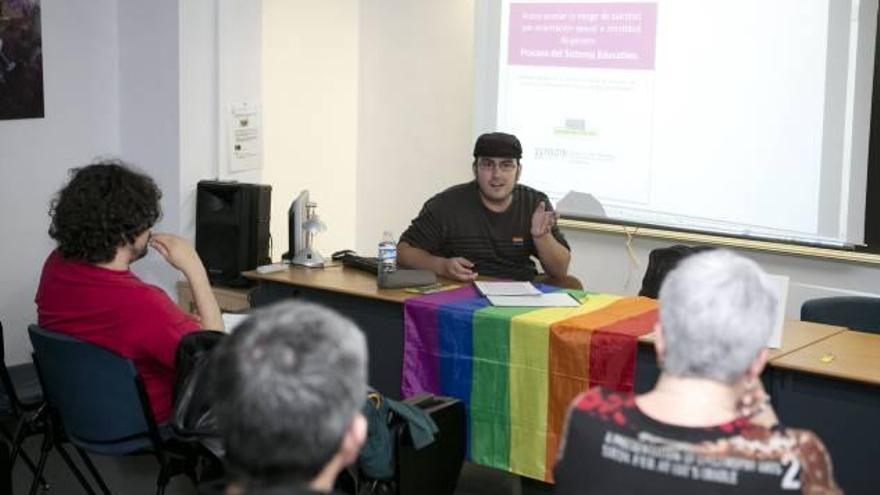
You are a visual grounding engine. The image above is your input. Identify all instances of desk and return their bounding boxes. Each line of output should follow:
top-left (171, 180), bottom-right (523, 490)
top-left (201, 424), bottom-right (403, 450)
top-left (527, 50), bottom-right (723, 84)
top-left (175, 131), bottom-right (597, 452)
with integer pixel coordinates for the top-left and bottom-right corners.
top-left (769, 331), bottom-right (880, 495)
top-left (637, 319), bottom-right (845, 360)
top-left (633, 320), bottom-right (845, 394)
top-left (246, 264), bottom-right (413, 304)
top-left (245, 266), bottom-right (415, 398)
top-left (246, 266), bottom-right (655, 398)
top-left (771, 330), bottom-right (880, 384)
top-left (402, 286), bottom-right (657, 482)
top-left (244, 267), bottom-right (874, 492)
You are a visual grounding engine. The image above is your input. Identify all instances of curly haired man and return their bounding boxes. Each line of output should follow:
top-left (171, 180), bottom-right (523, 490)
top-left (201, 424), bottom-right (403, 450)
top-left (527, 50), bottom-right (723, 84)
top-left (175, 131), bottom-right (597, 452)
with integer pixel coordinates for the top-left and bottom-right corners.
top-left (35, 160), bottom-right (223, 423)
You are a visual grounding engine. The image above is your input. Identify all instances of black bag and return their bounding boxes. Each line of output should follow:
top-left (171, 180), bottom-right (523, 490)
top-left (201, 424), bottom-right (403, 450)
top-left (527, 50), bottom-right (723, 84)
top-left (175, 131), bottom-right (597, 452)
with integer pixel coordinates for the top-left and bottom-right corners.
top-left (171, 331), bottom-right (226, 459)
top-left (639, 245), bottom-right (714, 298)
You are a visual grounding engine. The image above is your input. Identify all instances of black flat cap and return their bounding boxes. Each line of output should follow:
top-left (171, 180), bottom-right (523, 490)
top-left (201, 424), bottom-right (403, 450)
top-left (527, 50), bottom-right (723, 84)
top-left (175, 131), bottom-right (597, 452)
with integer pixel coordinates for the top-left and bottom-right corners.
top-left (473, 132), bottom-right (522, 159)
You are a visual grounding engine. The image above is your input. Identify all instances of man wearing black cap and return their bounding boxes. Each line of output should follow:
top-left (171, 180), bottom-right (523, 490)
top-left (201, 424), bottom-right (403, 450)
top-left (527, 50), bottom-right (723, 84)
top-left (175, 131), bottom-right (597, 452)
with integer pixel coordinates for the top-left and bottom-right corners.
top-left (398, 132), bottom-right (571, 282)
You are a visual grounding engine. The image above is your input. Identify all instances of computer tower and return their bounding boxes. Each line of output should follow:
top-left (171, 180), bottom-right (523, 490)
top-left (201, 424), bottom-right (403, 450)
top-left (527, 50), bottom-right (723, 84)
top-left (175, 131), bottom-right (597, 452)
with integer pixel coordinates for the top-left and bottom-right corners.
top-left (196, 181), bottom-right (271, 287)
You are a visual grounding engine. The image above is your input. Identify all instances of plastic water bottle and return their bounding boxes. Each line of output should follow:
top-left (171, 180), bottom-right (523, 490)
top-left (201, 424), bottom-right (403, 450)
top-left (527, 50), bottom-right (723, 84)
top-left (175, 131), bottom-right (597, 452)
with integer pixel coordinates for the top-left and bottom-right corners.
top-left (378, 231), bottom-right (397, 274)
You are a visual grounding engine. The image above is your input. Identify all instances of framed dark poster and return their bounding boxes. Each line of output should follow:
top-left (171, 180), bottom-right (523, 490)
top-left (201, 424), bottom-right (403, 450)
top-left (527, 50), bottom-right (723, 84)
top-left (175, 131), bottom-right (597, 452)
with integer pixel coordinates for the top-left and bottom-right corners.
top-left (0, 0), bottom-right (43, 120)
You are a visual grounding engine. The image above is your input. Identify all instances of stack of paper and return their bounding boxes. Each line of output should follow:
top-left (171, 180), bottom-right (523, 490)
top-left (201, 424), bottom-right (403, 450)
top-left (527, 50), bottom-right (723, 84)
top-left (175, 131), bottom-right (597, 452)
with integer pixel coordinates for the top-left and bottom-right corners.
top-left (474, 281), bottom-right (580, 307)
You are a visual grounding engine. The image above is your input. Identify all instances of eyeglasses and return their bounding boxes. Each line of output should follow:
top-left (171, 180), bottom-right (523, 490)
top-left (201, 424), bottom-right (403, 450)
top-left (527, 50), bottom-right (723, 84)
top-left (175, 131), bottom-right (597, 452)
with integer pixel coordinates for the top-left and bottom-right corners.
top-left (477, 158), bottom-right (518, 172)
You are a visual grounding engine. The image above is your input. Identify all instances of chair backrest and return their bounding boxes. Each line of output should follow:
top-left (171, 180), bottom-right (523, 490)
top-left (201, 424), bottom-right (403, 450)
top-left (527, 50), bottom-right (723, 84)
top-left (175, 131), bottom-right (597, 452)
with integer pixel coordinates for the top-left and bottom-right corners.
top-left (639, 245), bottom-right (714, 298)
top-left (27, 325), bottom-right (157, 449)
top-left (800, 297), bottom-right (880, 334)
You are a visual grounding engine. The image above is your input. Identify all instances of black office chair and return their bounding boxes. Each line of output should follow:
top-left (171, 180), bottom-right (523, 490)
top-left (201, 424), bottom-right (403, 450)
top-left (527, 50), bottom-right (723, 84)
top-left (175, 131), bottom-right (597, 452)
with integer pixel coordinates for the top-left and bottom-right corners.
top-left (28, 325), bottom-right (201, 495)
top-left (800, 296), bottom-right (880, 334)
top-left (0, 320), bottom-right (49, 490)
top-left (639, 245), bottom-right (714, 298)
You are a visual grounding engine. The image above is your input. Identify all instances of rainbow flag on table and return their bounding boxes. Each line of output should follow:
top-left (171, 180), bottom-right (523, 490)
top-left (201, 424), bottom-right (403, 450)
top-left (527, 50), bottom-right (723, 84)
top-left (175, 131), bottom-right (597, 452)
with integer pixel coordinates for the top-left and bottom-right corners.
top-left (402, 285), bottom-right (657, 482)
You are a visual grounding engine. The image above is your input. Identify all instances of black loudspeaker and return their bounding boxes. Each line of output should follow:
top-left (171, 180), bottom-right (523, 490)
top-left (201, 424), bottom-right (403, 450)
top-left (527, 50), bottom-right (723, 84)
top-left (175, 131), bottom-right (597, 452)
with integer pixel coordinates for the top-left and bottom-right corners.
top-left (196, 181), bottom-right (271, 287)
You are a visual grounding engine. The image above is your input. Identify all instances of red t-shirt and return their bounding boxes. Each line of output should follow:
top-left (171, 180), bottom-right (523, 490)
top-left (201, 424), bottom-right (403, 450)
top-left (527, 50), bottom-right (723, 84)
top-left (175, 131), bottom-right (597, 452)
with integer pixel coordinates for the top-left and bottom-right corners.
top-left (35, 250), bottom-right (200, 423)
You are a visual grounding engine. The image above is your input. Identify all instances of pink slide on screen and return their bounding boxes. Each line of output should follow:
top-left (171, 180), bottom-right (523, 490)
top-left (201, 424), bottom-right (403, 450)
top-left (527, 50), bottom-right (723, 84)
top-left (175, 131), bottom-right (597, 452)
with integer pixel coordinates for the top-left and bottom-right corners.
top-left (507, 3), bottom-right (657, 70)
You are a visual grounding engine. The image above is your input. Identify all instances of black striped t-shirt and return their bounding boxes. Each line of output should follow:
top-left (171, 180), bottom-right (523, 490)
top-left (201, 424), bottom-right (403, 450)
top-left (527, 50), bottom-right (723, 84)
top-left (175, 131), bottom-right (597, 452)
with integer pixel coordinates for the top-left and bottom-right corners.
top-left (400, 181), bottom-right (569, 281)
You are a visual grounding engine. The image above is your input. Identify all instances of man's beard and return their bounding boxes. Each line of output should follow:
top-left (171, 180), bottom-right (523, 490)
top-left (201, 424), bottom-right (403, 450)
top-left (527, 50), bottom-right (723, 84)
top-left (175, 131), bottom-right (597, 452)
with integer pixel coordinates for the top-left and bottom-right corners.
top-left (131, 243), bottom-right (149, 262)
top-left (130, 233), bottom-right (151, 262)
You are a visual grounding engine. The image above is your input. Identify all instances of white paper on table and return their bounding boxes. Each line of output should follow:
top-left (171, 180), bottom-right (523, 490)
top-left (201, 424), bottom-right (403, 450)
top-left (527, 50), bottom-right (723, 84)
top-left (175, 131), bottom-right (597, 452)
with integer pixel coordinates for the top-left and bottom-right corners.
top-left (487, 292), bottom-right (580, 307)
top-left (474, 281), bottom-right (541, 296)
top-left (765, 274), bottom-right (789, 349)
top-left (222, 312), bottom-right (251, 333)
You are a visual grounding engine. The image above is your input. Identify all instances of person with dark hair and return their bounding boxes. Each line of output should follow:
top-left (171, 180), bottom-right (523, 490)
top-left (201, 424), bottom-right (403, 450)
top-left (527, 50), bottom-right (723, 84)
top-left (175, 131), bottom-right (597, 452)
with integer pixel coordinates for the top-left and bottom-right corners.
top-left (35, 160), bottom-right (223, 423)
top-left (553, 250), bottom-right (840, 494)
top-left (206, 301), bottom-right (368, 494)
top-left (398, 132), bottom-right (571, 283)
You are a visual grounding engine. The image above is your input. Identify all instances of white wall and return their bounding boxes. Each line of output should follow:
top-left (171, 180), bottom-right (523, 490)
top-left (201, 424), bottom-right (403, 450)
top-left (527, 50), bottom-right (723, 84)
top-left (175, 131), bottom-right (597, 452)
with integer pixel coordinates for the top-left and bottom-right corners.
top-left (261, 2), bottom-right (474, 259)
top-left (179, 0), bottom-right (264, 247)
top-left (118, 0), bottom-right (183, 293)
top-left (0, 0), bottom-right (224, 365)
top-left (179, 0), bottom-right (220, 242)
top-left (263, 0), bottom-right (359, 260)
top-left (218, 0), bottom-right (263, 185)
top-left (0, 0), bottom-right (122, 365)
top-left (355, 1), bottom-right (476, 254)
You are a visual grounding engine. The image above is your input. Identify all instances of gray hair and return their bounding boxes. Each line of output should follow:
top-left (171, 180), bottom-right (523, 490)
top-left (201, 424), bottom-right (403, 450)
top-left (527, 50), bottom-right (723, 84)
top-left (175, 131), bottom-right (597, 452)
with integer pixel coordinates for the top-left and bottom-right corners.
top-left (210, 301), bottom-right (368, 484)
top-left (658, 249), bottom-right (778, 384)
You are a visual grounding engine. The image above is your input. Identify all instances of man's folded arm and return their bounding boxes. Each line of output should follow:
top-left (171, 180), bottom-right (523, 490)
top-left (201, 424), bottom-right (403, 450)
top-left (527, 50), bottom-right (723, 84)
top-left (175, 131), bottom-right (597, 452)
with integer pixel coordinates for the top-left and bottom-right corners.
top-left (398, 241), bottom-right (478, 282)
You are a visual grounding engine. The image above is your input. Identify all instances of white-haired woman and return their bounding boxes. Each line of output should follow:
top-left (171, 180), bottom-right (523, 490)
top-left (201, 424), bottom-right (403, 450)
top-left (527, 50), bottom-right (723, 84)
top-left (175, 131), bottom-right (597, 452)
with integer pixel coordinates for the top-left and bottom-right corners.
top-left (554, 250), bottom-right (840, 495)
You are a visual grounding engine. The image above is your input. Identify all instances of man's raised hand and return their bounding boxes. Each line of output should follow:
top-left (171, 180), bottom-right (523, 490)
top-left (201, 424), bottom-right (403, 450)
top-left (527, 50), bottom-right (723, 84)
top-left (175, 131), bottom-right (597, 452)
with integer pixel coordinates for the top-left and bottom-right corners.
top-left (531, 201), bottom-right (559, 239)
top-left (149, 233), bottom-right (205, 276)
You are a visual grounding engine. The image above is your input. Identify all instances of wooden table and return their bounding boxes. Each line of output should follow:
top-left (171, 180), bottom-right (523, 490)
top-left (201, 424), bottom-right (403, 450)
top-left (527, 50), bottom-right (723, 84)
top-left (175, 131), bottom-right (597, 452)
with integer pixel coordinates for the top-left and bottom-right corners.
top-left (245, 264), bottom-right (414, 304)
top-left (637, 319), bottom-right (845, 360)
top-left (245, 266), bottom-right (855, 392)
top-left (244, 266), bottom-right (877, 493)
top-left (244, 265), bottom-right (420, 397)
top-left (633, 319), bottom-right (845, 394)
top-left (771, 330), bottom-right (880, 385)
top-left (768, 330), bottom-right (880, 494)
